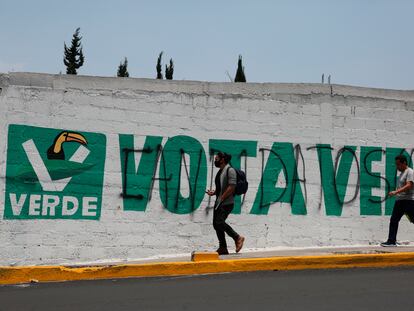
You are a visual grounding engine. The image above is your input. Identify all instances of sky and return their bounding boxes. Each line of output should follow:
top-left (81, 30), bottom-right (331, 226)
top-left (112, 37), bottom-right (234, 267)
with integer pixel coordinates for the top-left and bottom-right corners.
top-left (1, 0), bottom-right (414, 89)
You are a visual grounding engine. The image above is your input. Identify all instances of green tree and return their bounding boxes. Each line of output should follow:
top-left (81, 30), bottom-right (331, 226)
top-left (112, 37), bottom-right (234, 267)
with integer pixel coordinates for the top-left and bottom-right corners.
top-left (156, 52), bottom-right (163, 79)
top-left (234, 55), bottom-right (246, 82)
top-left (63, 28), bottom-right (85, 75)
top-left (165, 58), bottom-right (174, 80)
top-left (117, 57), bottom-right (129, 77)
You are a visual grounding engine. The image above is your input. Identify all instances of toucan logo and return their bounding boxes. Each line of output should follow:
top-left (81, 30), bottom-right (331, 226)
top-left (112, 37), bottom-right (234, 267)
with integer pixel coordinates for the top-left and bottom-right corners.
top-left (23, 131), bottom-right (90, 192)
top-left (4, 125), bottom-right (106, 220)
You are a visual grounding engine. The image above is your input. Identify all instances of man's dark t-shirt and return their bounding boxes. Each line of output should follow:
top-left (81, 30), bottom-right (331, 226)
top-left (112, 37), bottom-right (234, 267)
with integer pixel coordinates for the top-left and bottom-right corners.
top-left (215, 169), bottom-right (223, 199)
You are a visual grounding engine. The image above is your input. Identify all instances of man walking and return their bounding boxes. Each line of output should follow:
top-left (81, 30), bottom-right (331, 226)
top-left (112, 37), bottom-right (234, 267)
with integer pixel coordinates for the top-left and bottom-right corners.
top-left (381, 155), bottom-right (414, 247)
top-left (207, 152), bottom-right (245, 255)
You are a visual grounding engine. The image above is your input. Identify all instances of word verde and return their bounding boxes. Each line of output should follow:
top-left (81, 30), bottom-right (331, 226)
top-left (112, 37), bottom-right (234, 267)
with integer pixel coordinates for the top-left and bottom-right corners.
top-left (120, 135), bottom-right (411, 217)
top-left (4, 124), bottom-right (106, 220)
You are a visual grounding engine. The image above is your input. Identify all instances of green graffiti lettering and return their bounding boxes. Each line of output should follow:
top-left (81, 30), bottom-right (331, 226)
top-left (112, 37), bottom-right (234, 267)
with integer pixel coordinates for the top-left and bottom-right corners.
top-left (119, 135), bottom-right (163, 211)
top-left (159, 135), bottom-right (207, 214)
top-left (316, 145), bottom-right (357, 216)
top-left (250, 142), bottom-right (306, 215)
top-left (360, 146), bottom-right (384, 215)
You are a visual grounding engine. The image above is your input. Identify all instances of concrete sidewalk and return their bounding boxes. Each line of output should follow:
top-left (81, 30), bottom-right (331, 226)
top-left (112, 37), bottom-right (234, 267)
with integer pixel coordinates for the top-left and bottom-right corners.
top-left (224, 244), bottom-right (414, 259)
top-left (1, 245), bottom-right (414, 285)
top-left (101, 244), bottom-right (414, 265)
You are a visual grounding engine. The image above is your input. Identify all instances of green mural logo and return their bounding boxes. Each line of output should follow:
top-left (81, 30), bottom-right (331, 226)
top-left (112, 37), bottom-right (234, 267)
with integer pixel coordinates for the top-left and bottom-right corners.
top-left (4, 124), bottom-right (106, 220)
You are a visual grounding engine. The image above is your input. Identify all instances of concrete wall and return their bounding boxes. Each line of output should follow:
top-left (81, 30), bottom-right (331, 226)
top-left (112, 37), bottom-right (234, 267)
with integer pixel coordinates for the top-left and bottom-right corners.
top-left (1, 72), bottom-right (414, 266)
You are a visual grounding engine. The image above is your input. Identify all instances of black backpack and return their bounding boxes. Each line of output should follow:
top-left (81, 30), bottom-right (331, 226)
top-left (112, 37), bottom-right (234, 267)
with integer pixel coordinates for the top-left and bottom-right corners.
top-left (227, 167), bottom-right (248, 196)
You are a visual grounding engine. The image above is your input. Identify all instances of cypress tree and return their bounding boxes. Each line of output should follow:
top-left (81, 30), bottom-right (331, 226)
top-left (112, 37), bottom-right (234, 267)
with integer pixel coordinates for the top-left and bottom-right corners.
top-left (234, 55), bottom-right (246, 82)
top-left (63, 28), bottom-right (85, 75)
top-left (117, 57), bottom-right (129, 77)
top-left (165, 58), bottom-right (174, 80)
top-left (156, 52), bottom-right (163, 79)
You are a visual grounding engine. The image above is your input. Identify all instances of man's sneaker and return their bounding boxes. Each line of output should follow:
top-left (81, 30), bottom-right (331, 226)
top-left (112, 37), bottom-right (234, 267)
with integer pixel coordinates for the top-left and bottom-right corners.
top-left (216, 247), bottom-right (229, 255)
top-left (235, 236), bottom-right (245, 253)
top-left (380, 241), bottom-right (397, 247)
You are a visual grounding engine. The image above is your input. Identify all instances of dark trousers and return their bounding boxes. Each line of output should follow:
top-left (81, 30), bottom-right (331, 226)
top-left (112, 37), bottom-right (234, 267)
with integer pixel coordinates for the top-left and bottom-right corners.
top-left (388, 200), bottom-right (414, 243)
top-left (213, 204), bottom-right (240, 248)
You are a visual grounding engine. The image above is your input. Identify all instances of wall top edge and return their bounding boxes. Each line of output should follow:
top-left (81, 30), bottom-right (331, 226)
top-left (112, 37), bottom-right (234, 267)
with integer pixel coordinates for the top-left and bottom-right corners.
top-left (1, 72), bottom-right (414, 102)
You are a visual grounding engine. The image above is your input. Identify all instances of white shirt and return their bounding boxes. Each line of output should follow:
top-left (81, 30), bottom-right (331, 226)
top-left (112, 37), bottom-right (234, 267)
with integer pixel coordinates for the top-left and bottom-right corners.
top-left (396, 167), bottom-right (414, 201)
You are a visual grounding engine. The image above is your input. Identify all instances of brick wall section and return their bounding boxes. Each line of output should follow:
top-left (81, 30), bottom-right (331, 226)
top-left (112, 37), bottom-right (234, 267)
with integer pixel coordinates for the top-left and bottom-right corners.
top-left (0, 72), bottom-right (414, 266)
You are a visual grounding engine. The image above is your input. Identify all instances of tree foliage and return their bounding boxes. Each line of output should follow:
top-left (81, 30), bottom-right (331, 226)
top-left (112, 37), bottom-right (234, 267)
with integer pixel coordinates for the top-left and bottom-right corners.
top-left (117, 57), bottom-right (129, 77)
top-left (156, 52), bottom-right (163, 79)
top-left (165, 58), bottom-right (174, 80)
top-left (63, 28), bottom-right (85, 75)
top-left (234, 55), bottom-right (246, 82)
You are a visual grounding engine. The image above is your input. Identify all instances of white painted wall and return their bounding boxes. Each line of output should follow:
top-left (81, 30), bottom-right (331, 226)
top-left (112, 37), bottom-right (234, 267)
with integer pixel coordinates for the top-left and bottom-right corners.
top-left (1, 72), bottom-right (414, 266)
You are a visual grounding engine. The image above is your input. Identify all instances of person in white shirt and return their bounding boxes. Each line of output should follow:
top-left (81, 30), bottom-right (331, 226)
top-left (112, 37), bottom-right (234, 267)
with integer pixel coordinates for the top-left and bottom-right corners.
top-left (381, 155), bottom-right (414, 247)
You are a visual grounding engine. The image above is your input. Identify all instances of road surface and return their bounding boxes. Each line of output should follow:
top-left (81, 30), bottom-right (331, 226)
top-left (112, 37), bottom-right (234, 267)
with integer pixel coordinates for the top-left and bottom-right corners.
top-left (0, 267), bottom-right (413, 311)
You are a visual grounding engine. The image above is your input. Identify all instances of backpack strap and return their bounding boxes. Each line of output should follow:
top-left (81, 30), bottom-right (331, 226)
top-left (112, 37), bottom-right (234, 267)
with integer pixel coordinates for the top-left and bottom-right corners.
top-left (226, 166), bottom-right (237, 197)
top-left (226, 166), bottom-right (235, 183)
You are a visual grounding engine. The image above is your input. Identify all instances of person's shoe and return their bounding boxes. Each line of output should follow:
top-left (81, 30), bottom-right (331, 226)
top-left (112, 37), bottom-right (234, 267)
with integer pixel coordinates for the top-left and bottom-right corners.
top-left (216, 247), bottom-right (229, 255)
top-left (380, 240), bottom-right (397, 247)
top-left (235, 236), bottom-right (245, 253)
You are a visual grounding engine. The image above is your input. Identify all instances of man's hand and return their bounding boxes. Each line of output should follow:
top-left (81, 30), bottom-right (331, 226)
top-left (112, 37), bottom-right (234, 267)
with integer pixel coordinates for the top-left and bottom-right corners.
top-left (206, 189), bottom-right (215, 196)
top-left (388, 190), bottom-right (398, 197)
top-left (389, 182), bottom-right (413, 197)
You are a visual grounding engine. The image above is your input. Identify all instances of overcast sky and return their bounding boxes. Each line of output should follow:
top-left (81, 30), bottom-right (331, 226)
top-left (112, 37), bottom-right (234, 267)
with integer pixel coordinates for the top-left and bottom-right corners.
top-left (1, 0), bottom-right (413, 89)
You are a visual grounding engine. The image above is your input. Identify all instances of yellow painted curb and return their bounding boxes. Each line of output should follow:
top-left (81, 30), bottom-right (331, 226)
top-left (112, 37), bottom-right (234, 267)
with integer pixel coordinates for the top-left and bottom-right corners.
top-left (191, 251), bottom-right (219, 262)
top-left (1, 252), bottom-right (414, 285)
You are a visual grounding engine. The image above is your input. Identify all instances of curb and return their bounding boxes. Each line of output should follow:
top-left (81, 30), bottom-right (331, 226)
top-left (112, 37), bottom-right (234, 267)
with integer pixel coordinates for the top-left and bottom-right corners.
top-left (1, 252), bottom-right (414, 285)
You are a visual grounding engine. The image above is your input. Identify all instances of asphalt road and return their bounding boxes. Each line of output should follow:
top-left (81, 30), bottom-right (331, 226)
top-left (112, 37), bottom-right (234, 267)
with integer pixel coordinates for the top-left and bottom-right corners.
top-left (1, 267), bottom-right (413, 311)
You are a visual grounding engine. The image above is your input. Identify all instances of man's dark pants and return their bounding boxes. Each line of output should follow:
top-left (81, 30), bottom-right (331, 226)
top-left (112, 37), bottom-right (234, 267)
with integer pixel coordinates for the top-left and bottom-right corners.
top-left (213, 204), bottom-right (240, 248)
top-left (388, 200), bottom-right (414, 243)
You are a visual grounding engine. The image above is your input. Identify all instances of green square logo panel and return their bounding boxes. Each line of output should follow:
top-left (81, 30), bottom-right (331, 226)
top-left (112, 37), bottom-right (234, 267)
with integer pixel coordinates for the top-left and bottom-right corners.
top-left (4, 124), bottom-right (106, 220)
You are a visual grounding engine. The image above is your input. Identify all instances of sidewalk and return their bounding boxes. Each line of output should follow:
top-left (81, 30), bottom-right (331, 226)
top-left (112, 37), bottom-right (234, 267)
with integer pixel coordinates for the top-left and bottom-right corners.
top-left (97, 244), bottom-right (414, 265)
top-left (1, 245), bottom-right (414, 285)
top-left (223, 244), bottom-right (414, 260)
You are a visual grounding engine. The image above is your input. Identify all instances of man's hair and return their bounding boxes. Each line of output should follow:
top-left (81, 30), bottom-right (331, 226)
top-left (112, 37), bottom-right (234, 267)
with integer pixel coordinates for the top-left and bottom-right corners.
top-left (395, 155), bottom-right (408, 164)
top-left (217, 152), bottom-right (232, 164)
